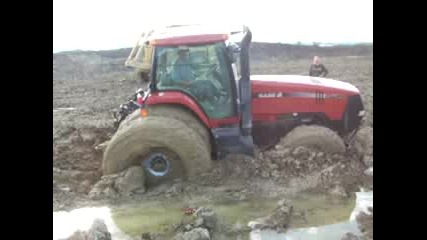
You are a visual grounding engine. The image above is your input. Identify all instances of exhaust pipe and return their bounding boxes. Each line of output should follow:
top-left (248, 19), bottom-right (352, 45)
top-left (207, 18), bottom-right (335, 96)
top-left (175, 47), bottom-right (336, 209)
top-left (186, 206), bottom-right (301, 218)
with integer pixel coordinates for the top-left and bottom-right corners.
top-left (239, 26), bottom-right (252, 136)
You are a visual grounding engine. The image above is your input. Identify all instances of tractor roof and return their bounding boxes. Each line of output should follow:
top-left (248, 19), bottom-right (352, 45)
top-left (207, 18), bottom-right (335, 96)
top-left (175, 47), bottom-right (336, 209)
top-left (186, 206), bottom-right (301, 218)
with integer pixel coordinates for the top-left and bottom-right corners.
top-left (146, 24), bottom-right (231, 46)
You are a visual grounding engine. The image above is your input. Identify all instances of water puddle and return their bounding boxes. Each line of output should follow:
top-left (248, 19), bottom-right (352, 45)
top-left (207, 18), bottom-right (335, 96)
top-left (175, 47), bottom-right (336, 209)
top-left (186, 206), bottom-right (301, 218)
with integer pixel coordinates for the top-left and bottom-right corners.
top-left (251, 191), bottom-right (373, 240)
top-left (110, 193), bottom-right (356, 238)
top-left (53, 207), bottom-right (132, 240)
top-left (53, 192), bottom-right (372, 240)
top-left (250, 220), bottom-right (360, 240)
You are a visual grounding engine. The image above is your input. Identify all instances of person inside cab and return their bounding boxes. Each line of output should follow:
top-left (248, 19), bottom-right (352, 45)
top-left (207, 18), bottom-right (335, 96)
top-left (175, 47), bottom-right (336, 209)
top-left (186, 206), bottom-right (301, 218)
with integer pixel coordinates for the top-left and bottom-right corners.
top-left (171, 48), bottom-right (192, 86)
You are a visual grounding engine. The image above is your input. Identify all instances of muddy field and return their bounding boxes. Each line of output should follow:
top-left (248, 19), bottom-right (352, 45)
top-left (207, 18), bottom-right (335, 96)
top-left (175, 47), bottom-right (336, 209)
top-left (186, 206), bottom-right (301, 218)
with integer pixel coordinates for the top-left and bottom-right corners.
top-left (53, 44), bottom-right (373, 239)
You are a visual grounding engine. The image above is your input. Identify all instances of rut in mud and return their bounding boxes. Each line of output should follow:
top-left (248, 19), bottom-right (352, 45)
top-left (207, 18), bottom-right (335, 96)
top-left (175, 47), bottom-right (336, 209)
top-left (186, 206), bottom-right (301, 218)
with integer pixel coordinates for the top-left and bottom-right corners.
top-left (53, 123), bottom-right (372, 213)
top-left (53, 108), bottom-right (372, 199)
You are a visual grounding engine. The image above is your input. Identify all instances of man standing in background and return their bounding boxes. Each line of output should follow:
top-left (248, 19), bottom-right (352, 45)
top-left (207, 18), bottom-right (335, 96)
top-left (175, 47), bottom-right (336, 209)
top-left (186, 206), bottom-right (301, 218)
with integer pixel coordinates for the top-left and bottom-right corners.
top-left (309, 56), bottom-right (329, 77)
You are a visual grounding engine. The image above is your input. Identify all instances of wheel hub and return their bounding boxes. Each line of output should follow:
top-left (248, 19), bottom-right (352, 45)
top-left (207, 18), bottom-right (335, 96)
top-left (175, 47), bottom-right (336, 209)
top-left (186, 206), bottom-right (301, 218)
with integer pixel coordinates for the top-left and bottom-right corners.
top-left (142, 153), bottom-right (171, 177)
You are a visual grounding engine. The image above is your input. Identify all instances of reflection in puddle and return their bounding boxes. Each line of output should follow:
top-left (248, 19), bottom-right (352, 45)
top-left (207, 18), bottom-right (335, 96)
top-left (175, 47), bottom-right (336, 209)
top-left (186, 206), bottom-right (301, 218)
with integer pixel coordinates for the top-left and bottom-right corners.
top-left (52, 192), bottom-right (372, 240)
top-left (111, 193), bottom-right (356, 238)
top-left (53, 207), bottom-right (131, 240)
top-left (251, 191), bottom-right (373, 240)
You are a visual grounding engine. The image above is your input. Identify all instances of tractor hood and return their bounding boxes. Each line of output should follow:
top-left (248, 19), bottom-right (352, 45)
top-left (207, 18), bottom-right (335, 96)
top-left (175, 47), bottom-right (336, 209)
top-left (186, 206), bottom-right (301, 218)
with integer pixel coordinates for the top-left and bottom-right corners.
top-left (250, 75), bottom-right (360, 94)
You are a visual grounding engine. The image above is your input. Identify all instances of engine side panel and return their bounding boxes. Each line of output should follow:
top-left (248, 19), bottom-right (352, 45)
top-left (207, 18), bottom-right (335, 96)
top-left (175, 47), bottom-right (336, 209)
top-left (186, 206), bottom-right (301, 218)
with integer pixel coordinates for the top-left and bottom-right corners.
top-left (250, 80), bottom-right (355, 123)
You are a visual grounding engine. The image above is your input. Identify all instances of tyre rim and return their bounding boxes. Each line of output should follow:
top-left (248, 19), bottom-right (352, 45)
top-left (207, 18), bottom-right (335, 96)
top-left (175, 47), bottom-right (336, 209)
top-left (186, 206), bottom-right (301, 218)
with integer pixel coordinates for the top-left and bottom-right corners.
top-left (142, 153), bottom-right (171, 177)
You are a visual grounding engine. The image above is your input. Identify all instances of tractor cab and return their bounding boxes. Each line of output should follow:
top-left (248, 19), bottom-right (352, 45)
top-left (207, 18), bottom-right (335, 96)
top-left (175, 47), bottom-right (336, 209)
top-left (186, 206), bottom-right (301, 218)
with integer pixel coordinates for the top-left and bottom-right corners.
top-left (125, 25), bottom-right (255, 158)
top-left (154, 42), bottom-right (235, 119)
top-left (126, 26), bottom-right (244, 117)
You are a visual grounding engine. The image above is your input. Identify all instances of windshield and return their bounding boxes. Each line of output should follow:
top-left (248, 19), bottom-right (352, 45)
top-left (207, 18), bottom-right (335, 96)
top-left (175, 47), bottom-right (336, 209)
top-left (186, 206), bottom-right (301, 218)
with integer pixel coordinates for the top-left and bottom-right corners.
top-left (153, 42), bottom-right (235, 119)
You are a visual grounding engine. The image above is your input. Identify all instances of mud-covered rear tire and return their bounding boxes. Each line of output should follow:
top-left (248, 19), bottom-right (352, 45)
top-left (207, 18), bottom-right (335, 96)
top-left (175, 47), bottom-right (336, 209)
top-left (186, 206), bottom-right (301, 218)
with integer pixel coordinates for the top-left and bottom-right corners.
top-left (147, 105), bottom-right (212, 152)
top-left (102, 116), bottom-right (213, 185)
top-left (279, 125), bottom-right (346, 154)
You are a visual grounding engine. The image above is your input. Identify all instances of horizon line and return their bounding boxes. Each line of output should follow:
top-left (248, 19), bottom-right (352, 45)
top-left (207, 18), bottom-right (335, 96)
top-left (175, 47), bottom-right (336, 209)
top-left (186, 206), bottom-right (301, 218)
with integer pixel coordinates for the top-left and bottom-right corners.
top-left (53, 41), bottom-right (373, 54)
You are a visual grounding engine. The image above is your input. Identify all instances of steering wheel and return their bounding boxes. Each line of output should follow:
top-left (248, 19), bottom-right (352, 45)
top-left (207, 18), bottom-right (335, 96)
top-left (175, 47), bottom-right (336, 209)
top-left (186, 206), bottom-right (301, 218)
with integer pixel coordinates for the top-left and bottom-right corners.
top-left (200, 64), bottom-right (218, 79)
top-left (186, 80), bottom-right (220, 101)
top-left (174, 64), bottom-right (229, 105)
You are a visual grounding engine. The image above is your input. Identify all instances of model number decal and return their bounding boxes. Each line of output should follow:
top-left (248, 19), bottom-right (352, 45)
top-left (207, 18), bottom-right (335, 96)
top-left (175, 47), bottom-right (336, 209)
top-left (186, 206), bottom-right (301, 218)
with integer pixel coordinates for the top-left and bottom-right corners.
top-left (258, 92), bottom-right (283, 98)
top-left (254, 92), bottom-right (343, 100)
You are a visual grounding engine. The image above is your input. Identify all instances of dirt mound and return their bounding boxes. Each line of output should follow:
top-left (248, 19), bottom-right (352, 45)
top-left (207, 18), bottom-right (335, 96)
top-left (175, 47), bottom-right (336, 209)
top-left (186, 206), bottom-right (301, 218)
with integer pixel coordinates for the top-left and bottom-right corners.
top-left (341, 232), bottom-right (360, 240)
top-left (356, 207), bottom-right (373, 240)
top-left (53, 181), bottom-right (86, 211)
top-left (53, 115), bottom-right (373, 209)
top-left (173, 207), bottom-right (218, 238)
top-left (341, 207), bottom-right (373, 240)
top-left (53, 127), bottom-right (113, 172)
top-left (174, 227), bottom-right (210, 240)
top-left (88, 166), bottom-right (146, 199)
top-left (170, 206), bottom-right (254, 240)
top-left (354, 126), bottom-right (373, 168)
top-left (86, 143), bottom-right (368, 202)
top-left (258, 146), bottom-right (352, 179)
top-left (67, 219), bottom-right (112, 240)
top-left (194, 145), bottom-right (366, 194)
top-left (249, 198), bottom-right (293, 233)
top-left (53, 125), bottom-right (115, 204)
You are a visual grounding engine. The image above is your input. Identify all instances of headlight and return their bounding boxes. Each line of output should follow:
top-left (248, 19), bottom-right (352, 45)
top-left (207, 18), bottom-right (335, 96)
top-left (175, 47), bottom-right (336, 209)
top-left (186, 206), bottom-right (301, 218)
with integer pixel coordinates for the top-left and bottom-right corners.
top-left (358, 110), bottom-right (365, 117)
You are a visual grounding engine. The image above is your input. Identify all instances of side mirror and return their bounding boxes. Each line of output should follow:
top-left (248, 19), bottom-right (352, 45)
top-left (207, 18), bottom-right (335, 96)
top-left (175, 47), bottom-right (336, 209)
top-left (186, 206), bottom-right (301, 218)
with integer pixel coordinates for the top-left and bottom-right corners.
top-left (227, 42), bottom-right (241, 63)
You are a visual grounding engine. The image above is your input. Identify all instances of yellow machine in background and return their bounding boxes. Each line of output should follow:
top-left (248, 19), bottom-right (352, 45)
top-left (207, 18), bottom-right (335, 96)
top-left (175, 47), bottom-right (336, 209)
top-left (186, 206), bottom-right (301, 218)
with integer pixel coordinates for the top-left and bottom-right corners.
top-left (125, 31), bottom-right (154, 73)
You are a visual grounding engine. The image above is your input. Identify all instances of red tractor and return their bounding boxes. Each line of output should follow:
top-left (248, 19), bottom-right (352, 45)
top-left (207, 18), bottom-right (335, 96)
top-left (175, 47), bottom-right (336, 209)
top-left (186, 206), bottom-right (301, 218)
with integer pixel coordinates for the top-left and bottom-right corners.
top-left (103, 25), bottom-right (365, 186)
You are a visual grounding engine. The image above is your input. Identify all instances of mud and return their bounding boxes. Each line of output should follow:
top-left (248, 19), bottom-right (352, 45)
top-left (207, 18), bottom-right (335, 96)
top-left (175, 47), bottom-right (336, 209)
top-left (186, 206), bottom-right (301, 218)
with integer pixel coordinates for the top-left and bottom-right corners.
top-left (55, 192), bottom-right (357, 240)
top-left (67, 219), bottom-right (112, 240)
top-left (53, 109), bottom-right (116, 195)
top-left (53, 126), bottom-right (112, 173)
top-left (53, 51), bottom-right (373, 239)
top-left (340, 207), bottom-right (373, 240)
top-left (53, 124), bottom-right (373, 211)
top-left (356, 207), bottom-right (373, 240)
top-left (53, 136), bottom-right (373, 239)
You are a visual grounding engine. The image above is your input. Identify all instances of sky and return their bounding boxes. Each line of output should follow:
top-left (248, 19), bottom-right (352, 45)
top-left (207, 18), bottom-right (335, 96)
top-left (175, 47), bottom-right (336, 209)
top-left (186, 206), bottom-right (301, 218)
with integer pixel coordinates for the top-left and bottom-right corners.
top-left (53, 0), bottom-right (373, 53)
